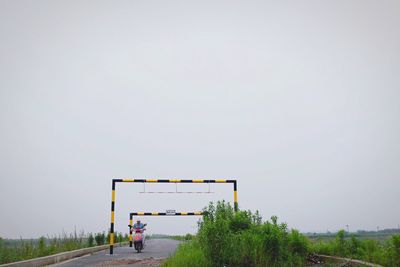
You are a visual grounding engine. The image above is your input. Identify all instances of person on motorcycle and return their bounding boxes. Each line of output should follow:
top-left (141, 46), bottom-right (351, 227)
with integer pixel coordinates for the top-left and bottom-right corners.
top-left (133, 219), bottom-right (146, 242)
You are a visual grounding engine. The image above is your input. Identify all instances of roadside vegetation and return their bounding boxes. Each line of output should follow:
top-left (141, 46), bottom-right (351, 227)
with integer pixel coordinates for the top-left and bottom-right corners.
top-left (164, 201), bottom-right (400, 267)
top-left (2, 206), bottom-right (399, 267)
top-left (0, 231), bottom-right (129, 265)
top-left (164, 201), bottom-right (310, 267)
top-left (310, 230), bottom-right (400, 266)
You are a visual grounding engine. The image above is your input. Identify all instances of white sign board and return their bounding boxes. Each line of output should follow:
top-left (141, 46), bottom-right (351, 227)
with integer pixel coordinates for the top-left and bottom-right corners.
top-left (166, 209), bottom-right (176, 215)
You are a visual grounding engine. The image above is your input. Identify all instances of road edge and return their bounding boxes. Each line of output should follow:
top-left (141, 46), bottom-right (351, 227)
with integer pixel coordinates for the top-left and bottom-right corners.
top-left (0, 242), bottom-right (128, 267)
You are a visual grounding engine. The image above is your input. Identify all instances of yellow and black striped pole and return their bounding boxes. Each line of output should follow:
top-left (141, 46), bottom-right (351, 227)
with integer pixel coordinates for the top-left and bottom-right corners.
top-left (128, 211), bottom-right (203, 247)
top-left (233, 180), bottom-right (238, 212)
top-left (128, 216), bottom-right (133, 247)
top-left (109, 180), bottom-right (116, 254)
top-left (109, 179), bottom-right (237, 254)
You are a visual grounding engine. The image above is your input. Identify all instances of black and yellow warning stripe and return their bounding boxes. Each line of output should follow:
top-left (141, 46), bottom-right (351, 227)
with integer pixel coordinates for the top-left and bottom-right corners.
top-left (113, 179), bottom-right (236, 183)
top-left (109, 181), bottom-right (116, 253)
top-left (233, 180), bottom-right (238, 211)
top-left (130, 211), bottom-right (203, 216)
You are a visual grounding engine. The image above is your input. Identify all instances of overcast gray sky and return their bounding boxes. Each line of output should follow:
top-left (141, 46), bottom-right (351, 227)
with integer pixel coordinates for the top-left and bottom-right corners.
top-left (1, 0), bottom-right (400, 238)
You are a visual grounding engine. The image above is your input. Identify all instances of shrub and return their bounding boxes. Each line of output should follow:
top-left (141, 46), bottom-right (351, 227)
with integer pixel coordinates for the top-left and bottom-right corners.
top-left (167, 201), bottom-right (309, 267)
top-left (185, 233), bottom-right (193, 241)
top-left (87, 233), bottom-right (94, 247)
top-left (95, 232), bottom-right (105, 246)
top-left (38, 237), bottom-right (46, 255)
top-left (387, 234), bottom-right (400, 266)
top-left (289, 229), bottom-right (309, 260)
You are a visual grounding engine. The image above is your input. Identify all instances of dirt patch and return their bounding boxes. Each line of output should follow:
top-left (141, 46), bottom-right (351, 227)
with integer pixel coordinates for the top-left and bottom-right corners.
top-left (96, 257), bottom-right (164, 267)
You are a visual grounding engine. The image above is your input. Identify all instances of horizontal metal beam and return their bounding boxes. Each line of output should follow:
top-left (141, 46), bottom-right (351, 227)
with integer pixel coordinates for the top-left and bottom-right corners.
top-left (130, 212), bottom-right (203, 216)
top-left (113, 179), bottom-right (236, 183)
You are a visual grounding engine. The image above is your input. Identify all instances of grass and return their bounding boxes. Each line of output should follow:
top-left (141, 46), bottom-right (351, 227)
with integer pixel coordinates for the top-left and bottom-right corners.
top-left (0, 231), bottom-right (129, 265)
top-left (310, 230), bottom-right (400, 266)
top-left (163, 240), bottom-right (210, 267)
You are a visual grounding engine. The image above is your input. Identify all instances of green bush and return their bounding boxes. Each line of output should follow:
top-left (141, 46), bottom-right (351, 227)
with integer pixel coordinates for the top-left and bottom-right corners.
top-left (387, 234), bottom-right (400, 266)
top-left (38, 237), bottom-right (46, 255)
top-left (117, 233), bottom-right (123, 245)
top-left (95, 232), bottom-right (105, 246)
top-left (166, 201), bottom-right (310, 267)
top-left (87, 233), bottom-right (94, 247)
top-left (185, 233), bottom-right (193, 241)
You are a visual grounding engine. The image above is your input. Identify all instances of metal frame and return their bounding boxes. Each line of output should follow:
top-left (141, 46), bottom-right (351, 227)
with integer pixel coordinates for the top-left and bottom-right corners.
top-left (128, 211), bottom-right (203, 247)
top-left (109, 179), bottom-right (238, 254)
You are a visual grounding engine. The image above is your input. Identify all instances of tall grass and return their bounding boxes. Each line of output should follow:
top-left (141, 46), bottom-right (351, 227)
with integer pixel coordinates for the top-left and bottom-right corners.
top-left (163, 239), bottom-right (210, 267)
top-left (164, 201), bottom-right (310, 267)
top-left (0, 231), bottom-right (128, 265)
top-left (311, 230), bottom-right (400, 266)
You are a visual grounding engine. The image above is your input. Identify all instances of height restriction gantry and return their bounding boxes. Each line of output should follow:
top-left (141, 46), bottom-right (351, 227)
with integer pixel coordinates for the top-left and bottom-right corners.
top-left (109, 178), bottom-right (238, 254)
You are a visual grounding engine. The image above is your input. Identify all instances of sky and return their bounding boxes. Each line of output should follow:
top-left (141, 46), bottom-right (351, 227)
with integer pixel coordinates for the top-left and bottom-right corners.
top-left (0, 0), bottom-right (399, 238)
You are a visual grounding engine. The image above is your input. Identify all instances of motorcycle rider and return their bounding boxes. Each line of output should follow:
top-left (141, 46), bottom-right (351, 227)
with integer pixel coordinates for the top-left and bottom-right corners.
top-left (133, 219), bottom-right (146, 242)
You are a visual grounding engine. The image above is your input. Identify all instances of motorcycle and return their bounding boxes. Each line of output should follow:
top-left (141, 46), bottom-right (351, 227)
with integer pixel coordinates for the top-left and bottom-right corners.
top-left (130, 223), bottom-right (147, 253)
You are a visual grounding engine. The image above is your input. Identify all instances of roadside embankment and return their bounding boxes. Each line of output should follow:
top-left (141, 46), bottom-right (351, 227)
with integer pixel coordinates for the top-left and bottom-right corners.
top-left (0, 242), bottom-right (127, 267)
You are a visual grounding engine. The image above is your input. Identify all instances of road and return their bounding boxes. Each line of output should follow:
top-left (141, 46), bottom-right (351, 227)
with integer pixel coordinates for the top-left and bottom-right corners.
top-left (51, 239), bottom-right (181, 267)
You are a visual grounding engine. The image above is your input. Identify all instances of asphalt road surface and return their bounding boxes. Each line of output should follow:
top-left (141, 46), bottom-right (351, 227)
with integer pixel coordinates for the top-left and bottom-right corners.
top-left (51, 239), bottom-right (181, 267)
